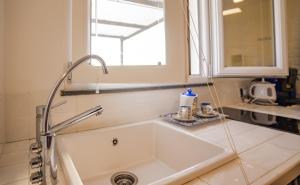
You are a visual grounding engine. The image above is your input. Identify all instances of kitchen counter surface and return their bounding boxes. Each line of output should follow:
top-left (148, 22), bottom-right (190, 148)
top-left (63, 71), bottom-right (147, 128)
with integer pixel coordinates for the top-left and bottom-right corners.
top-left (177, 118), bottom-right (300, 185)
top-left (1, 106), bottom-right (300, 185)
top-left (179, 102), bottom-right (300, 185)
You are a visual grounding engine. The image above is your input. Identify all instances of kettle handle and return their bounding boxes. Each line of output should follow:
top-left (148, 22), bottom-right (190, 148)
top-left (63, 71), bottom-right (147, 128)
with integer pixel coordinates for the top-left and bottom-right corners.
top-left (268, 86), bottom-right (277, 100)
top-left (249, 84), bottom-right (256, 98)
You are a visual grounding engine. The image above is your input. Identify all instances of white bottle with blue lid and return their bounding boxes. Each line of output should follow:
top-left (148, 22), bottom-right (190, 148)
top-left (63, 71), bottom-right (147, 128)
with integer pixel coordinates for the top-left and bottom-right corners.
top-left (180, 88), bottom-right (198, 114)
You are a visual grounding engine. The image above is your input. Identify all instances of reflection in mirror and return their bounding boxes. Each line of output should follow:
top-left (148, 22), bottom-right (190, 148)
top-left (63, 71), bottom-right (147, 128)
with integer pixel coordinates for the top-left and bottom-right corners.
top-left (223, 0), bottom-right (276, 67)
top-left (90, 0), bottom-right (165, 66)
top-left (286, 0), bottom-right (300, 72)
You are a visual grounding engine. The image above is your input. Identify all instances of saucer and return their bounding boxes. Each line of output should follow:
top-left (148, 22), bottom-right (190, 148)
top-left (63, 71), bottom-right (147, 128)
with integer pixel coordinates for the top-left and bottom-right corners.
top-left (196, 111), bottom-right (219, 118)
top-left (172, 114), bottom-right (196, 122)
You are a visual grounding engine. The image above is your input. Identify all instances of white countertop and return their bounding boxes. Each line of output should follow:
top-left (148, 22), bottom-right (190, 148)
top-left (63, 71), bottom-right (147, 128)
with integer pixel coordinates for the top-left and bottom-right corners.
top-left (175, 119), bottom-right (300, 185)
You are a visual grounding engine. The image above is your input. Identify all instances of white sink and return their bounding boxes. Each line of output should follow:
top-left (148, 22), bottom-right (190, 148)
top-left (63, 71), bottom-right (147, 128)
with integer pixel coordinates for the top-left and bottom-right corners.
top-left (57, 121), bottom-right (236, 185)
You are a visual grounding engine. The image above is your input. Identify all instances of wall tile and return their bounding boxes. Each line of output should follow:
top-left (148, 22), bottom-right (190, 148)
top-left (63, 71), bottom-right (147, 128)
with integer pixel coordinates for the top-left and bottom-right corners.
top-left (2, 140), bottom-right (30, 154)
top-left (0, 163), bottom-right (28, 185)
top-left (4, 83), bottom-right (246, 142)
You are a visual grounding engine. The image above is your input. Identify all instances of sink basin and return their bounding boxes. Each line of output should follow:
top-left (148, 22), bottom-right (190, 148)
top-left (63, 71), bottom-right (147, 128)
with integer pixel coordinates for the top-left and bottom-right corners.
top-left (57, 121), bottom-right (236, 185)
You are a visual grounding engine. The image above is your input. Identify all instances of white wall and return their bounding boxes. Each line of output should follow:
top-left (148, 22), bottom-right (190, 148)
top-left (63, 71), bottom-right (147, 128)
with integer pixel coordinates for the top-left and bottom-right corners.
top-left (3, 0), bottom-right (249, 142)
top-left (0, 0), bottom-right (5, 149)
top-left (5, 0), bottom-right (69, 142)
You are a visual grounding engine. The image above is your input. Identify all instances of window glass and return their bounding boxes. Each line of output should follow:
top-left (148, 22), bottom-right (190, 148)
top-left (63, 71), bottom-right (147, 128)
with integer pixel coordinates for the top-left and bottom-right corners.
top-left (90, 0), bottom-right (166, 66)
top-left (223, 0), bottom-right (275, 67)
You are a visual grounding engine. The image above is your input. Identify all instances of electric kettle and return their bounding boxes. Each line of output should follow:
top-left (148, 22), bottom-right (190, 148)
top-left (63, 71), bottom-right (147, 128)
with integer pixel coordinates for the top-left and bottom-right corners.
top-left (249, 79), bottom-right (277, 102)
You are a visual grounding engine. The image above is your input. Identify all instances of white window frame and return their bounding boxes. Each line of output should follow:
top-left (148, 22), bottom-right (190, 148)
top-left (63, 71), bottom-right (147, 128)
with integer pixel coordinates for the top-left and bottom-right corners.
top-left (211, 0), bottom-right (288, 77)
top-left (188, 0), bottom-right (211, 83)
top-left (70, 0), bottom-right (189, 83)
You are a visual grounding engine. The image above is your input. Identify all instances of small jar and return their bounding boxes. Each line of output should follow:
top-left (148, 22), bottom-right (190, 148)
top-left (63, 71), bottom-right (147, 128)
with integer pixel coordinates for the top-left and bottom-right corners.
top-left (179, 88), bottom-right (198, 115)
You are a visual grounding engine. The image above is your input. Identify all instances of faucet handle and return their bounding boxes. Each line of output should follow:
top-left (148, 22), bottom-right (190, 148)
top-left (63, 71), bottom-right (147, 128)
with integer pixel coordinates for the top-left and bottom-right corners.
top-left (30, 155), bottom-right (43, 169)
top-left (51, 100), bottom-right (67, 110)
top-left (30, 142), bottom-right (42, 154)
top-left (30, 170), bottom-right (44, 184)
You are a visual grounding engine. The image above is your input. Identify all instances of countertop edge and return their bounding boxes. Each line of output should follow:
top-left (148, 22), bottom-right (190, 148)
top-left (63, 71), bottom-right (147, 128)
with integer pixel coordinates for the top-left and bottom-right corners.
top-left (251, 153), bottom-right (300, 185)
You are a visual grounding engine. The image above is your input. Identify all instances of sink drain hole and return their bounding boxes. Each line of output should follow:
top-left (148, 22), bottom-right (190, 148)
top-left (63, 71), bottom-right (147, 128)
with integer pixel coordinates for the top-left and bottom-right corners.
top-left (111, 171), bottom-right (138, 185)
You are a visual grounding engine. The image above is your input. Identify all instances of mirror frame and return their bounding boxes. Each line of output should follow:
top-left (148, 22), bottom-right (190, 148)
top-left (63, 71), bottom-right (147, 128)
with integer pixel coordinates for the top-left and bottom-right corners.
top-left (210, 0), bottom-right (288, 77)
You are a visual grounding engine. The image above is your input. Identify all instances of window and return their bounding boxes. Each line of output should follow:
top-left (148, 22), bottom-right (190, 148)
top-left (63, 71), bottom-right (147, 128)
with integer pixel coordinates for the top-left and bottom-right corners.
top-left (72, 0), bottom-right (188, 83)
top-left (188, 0), bottom-right (287, 77)
top-left (90, 0), bottom-right (166, 66)
top-left (188, 0), bottom-right (211, 79)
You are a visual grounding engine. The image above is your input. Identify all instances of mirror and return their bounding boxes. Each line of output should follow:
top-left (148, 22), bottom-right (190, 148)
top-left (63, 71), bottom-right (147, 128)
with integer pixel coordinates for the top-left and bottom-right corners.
top-left (223, 0), bottom-right (275, 67)
top-left (210, 0), bottom-right (288, 77)
top-left (286, 0), bottom-right (300, 72)
top-left (286, 0), bottom-right (300, 93)
top-left (189, 0), bottom-right (288, 77)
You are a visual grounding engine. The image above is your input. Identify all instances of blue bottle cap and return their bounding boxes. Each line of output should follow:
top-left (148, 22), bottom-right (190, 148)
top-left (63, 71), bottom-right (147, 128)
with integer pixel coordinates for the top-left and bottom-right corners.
top-left (182, 88), bottom-right (197, 96)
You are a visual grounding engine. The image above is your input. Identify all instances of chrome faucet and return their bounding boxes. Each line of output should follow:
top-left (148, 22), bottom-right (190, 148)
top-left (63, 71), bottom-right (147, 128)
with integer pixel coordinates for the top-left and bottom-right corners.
top-left (30, 55), bottom-right (108, 185)
top-left (43, 55), bottom-right (108, 134)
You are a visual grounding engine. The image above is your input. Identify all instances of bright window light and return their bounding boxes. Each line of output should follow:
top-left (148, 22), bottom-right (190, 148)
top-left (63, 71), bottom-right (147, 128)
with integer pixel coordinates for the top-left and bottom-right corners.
top-left (223, 8), bottom-right (242, 16)
top-left (90, 0), bottom-right (166, 66)
top-left (233, 0), bottom-right (244, 3)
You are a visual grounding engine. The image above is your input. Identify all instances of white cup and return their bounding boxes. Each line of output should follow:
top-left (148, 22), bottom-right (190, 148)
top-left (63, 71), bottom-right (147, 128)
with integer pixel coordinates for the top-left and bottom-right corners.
top-left (200, 103), bottom-right (214, 115)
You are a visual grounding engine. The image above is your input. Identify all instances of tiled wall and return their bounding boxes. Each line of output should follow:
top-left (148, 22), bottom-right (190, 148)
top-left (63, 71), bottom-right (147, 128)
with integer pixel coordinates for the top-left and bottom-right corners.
top-left (286, 0), bottom-right (300, 93)
top-left (3, 0), bottom-right (251, 142)
top-left (4, 0), bottom-right (69, 142)
top-left (4, 79), bottom-right (248, 142)
top-left (0, 0), bottom-right (5, 150)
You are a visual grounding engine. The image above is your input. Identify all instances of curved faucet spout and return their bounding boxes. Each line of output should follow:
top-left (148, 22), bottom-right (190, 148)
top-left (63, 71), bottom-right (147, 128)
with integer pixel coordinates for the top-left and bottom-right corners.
top-left (43, 54), bottom-right (108, 135)
top-left (37, 54), bottom-right (108, 185)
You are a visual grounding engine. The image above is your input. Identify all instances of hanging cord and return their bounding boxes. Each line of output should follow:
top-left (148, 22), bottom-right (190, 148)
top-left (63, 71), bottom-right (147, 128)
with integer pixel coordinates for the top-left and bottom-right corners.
top-left (180, 1), bottom-right (250, 184)
top-left (180, 0), bottom-right (236, 152)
